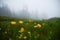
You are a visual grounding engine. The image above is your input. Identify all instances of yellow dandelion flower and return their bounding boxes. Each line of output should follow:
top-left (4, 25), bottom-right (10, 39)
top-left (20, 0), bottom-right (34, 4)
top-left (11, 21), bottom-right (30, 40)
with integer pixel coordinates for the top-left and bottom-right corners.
top-left (28, 31), bottom-right (31, 34)
top-left (37, 24), bottom-right (41, 28)
top-left (23, 36), bottom-right (27, 39)
top-left (10, 21), bottom-right (16, 24)
top-left (34, 25), bottom-right (38, 28)
top-left (19, 20), bottom-right (24, 24)
top-left (18, 36), bottom-right (22, 39)
top-left (19, 27), bottom-right (24, 33)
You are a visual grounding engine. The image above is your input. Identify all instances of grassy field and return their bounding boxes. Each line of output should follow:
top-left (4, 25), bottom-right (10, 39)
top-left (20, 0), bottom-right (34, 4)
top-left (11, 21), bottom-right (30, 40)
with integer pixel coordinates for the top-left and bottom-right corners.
top-left (0, 16), bottom-right (60, 40)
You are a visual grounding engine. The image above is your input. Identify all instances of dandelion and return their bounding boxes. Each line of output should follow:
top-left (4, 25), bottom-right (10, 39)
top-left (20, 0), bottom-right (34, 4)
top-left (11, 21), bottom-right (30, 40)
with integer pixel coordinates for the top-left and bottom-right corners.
top-left (18, 36), bottom-right (22, 39)
top-left (19, 20), bottom-right (24, 24)
top-left (37, 24), bottom-right (41, 28)
top-left (10, 21), bottom-right (16, 24)
top-left (19, 27), bottom-right (24, 33)
top-left (34, 24), bottom-right (42, 28)
top-left (23, 36), bottom-right (27, 39)
top-left (28, 31), bottom-right (31, 34)
top-left (34, 25), bottom-right (38, 28)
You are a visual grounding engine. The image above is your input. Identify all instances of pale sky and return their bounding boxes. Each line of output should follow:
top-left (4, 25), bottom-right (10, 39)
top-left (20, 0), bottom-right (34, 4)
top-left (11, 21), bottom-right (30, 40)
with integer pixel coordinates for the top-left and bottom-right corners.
top-left (0, 0), bottom-right (60, 19)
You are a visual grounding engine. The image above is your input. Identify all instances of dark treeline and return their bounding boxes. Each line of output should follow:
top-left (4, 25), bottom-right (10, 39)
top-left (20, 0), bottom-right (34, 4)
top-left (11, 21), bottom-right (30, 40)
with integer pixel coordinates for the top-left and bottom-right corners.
top-left (0, 6), bottom-right (11, 17)
top-left (0, 5), bottom-right (30, 19)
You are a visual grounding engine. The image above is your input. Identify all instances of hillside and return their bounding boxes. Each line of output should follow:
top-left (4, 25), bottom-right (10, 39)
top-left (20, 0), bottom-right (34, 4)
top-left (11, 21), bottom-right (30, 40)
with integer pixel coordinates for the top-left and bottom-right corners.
top-left (0, 16), bottom-right (60, 40)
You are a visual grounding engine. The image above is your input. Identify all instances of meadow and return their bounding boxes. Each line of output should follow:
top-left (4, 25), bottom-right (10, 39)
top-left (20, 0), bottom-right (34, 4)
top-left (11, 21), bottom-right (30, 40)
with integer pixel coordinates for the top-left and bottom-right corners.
top-left (0, 16), bottom-right (60, 40)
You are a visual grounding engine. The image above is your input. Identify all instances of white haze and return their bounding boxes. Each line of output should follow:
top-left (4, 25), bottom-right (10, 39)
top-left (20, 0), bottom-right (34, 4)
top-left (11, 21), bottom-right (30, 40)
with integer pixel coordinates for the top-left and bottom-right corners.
top-left (0, 0), bottom-right (60, 19)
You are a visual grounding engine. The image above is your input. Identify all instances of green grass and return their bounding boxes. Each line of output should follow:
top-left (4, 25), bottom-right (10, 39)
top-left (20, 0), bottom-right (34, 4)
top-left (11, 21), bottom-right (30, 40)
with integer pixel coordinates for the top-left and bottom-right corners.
top-left (0, 16), bottom-right (60, 40)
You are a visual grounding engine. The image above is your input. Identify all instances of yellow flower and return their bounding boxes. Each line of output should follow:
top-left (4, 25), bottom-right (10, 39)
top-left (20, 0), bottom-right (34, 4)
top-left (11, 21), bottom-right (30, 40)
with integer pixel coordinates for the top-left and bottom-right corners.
top-left (10, 21), bottom-right (16, 24)
top-left (28, 31), bottom-right (31, 34)
top-left (37, 24), bottom-right (41, 28)
top-left (23, 36), bottom-right (27, 39)
top-left (34, 24), bottom-right (42, 28)
top-left (19, 20), bottom-right (24, 24)
top-left (18, 36), bottom-right (22, 39)
top-left (34, 25), bottom-right (38, 28)
top-left (19, 27), bottom-right (24, 33)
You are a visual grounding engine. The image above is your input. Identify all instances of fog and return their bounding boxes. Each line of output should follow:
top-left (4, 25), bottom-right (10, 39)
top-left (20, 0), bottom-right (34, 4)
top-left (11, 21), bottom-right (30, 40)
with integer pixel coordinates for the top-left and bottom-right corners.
top-left (0, 0), bottom-right (60, 19)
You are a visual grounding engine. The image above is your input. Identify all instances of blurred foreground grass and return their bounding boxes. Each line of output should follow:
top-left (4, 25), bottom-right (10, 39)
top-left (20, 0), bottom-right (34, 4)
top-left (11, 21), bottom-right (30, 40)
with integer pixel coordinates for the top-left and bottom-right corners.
top-left (0, 16), bottom-right (60, 40)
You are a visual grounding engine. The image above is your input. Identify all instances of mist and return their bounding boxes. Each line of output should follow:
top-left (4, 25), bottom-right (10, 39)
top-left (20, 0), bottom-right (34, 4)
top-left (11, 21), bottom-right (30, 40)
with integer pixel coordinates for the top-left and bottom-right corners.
top-left (0, 0), bottom-right (60, 19)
